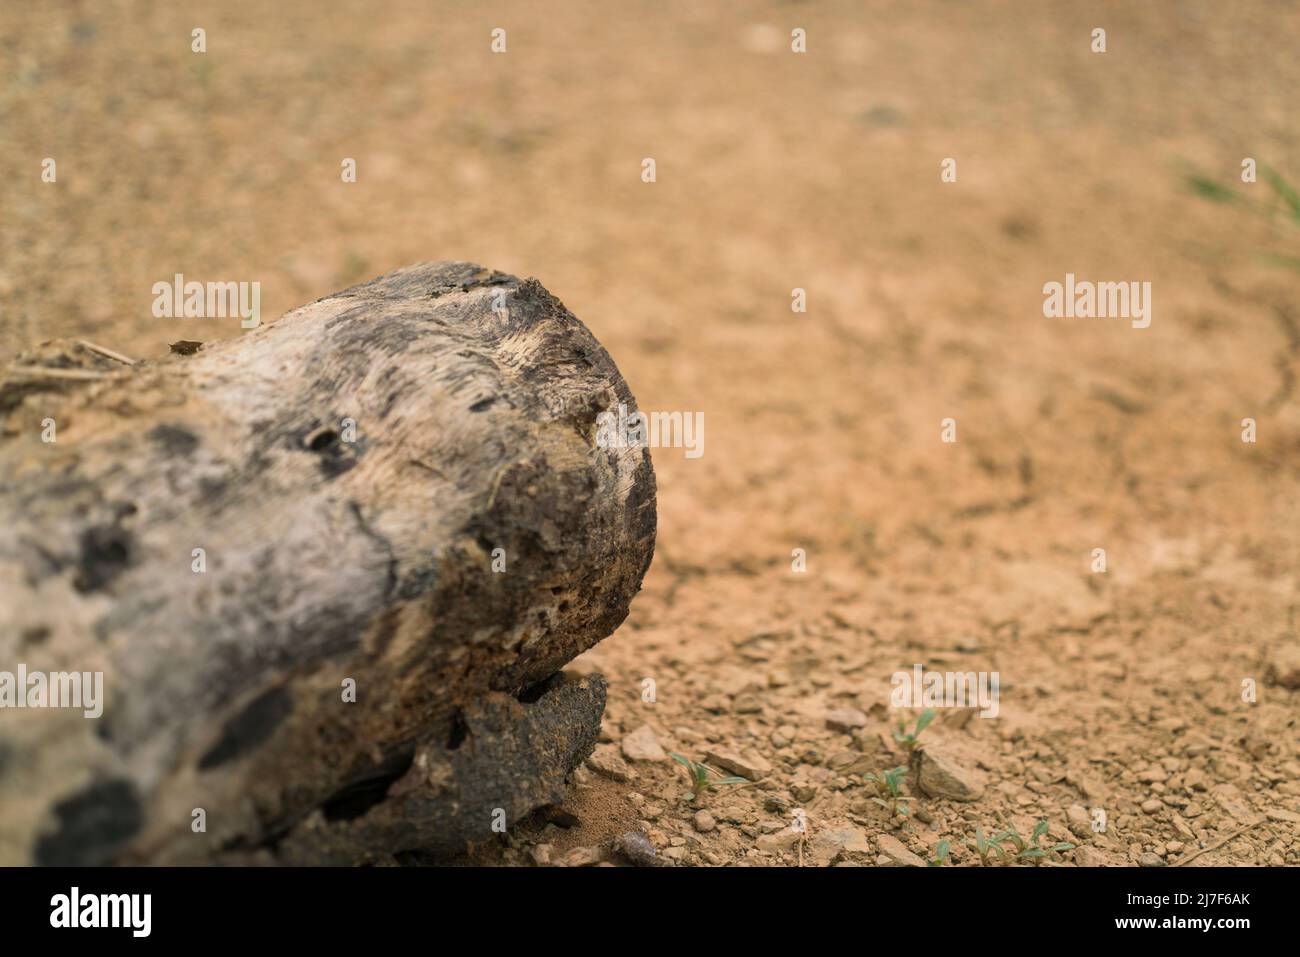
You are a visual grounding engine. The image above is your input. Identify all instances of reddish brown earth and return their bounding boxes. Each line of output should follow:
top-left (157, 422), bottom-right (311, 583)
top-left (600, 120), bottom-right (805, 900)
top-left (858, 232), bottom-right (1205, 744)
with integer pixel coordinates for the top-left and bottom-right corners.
top-left (3, 0), bottom-right (1298, 866)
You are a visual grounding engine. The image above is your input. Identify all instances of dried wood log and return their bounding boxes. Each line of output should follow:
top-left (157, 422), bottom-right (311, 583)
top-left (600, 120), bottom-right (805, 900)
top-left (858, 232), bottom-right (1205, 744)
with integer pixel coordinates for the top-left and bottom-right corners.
top-left (0, 261), bottom-right (656, 864)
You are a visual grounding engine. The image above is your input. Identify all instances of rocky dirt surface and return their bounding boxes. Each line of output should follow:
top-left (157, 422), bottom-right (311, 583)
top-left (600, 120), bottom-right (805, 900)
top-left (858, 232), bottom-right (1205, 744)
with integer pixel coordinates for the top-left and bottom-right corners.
top-left (3, 1), bottom-right (1298, 866)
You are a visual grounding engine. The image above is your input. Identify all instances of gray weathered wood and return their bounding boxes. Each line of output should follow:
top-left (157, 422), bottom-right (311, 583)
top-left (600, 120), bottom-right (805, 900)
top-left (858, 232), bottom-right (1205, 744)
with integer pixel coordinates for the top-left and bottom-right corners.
top-left (0, 261), bottom-right (656, 864)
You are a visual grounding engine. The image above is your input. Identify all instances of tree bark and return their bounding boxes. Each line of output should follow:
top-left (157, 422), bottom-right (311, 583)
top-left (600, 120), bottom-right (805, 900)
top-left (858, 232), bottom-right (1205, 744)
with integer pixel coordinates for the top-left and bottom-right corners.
top-left (0, 261), bottom-right (656, 865)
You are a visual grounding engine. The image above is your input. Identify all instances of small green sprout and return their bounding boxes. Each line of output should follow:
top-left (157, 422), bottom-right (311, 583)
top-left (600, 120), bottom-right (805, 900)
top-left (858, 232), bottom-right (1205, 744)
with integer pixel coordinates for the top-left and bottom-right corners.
top-left (669, 752), bottom-right (749, 801)
top-left (863, 765), bottom-right (910, 818)
top-left (1184, 163), bottom-right (1300, 273)
top-left (965, 826), bottom-right (1007, 867)
top-left (927, 840), bottom-right (951, 867)
top-left (893, 708), bottom-right (936, 753)
top-left (991, 819), bottom-right (1075, 865)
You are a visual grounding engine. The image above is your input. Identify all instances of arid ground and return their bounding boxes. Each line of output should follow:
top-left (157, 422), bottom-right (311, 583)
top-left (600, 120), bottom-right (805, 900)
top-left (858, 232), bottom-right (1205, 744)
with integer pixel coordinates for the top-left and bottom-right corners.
top-left (3, 1), bottom-right (1298, 866)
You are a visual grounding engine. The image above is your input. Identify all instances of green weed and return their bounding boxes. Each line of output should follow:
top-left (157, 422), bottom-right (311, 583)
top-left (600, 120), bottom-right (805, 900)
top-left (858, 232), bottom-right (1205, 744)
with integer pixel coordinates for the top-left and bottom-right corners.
top-left (1185, 163), bottom-right (1300, 273)
top-left (669, 752), bottom-right (749, 801)
top-left (893, 708), bottom-right (936, 754)
top-left (988, 819), bottom-right (1075, 865)
top-left (927, 840), bottom-right (951, 867)
top-left (863, 765), bottom-right (911, 819)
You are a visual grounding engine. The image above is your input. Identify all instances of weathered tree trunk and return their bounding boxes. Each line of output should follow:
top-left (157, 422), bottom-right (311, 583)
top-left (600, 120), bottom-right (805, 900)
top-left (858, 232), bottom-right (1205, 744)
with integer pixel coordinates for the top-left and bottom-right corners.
top-left (0, 261), bottom-right (656, 865)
